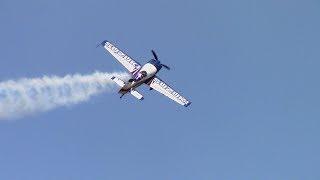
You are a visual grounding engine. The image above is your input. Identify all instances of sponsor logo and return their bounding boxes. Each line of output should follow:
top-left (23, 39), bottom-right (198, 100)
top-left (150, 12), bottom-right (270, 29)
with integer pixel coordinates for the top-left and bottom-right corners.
top-left (152, 78), bottom-right (189, 105)
top-left (105, 42), bottom-right (140, 69)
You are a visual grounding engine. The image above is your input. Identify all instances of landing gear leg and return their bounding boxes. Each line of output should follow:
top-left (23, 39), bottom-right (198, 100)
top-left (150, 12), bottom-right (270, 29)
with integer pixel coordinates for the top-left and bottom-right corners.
top-left (120, 94), bottom-right (124, 98)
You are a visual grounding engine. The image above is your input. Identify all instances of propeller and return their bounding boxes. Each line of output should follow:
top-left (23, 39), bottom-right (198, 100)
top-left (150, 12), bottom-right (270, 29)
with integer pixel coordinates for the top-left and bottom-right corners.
top-left (151, 50), bottom-right (171, 70)
top-left (151, 50), bottom-right (158, 60)
top-left (161, 64), bottom-right (170, 70)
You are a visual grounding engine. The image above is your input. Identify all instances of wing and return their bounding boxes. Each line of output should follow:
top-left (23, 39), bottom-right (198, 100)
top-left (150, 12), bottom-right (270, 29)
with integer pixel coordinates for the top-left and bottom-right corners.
top-left (101, 40), bottom-right (141, 74)
top-left (148, 76), bottom-right (191, 107)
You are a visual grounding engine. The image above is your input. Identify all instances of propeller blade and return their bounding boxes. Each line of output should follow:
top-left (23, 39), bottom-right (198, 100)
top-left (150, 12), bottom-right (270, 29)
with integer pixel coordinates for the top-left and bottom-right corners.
top-left (151, 50), bottom-right (158, 60)
top-left (151, 50), bottom-right (170, 70)
top-left (161, 64), bottom-right (170, 70)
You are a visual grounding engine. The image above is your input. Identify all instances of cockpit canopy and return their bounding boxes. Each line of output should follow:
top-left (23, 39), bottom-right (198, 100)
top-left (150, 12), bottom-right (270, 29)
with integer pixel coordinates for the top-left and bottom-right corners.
top-left (135, 71), bottom-right (147, 81)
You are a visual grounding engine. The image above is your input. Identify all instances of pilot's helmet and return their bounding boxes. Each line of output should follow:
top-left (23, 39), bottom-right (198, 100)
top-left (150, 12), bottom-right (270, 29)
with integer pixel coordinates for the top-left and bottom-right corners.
top-left (141, 71), bottom-right (147, 76)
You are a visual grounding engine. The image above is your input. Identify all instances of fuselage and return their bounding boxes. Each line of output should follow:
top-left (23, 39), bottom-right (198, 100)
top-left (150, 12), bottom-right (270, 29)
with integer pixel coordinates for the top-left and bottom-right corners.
top-left (119, 59), bottom-right (162, 94)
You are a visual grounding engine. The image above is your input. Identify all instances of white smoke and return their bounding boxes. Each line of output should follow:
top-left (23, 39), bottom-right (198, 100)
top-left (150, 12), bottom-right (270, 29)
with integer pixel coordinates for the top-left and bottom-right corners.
top-left (0, 71), bottom-right (128, 120)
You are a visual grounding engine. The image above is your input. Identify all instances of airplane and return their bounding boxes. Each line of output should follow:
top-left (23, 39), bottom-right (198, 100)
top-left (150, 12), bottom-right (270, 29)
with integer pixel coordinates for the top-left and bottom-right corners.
top-left (99, 40), bottom-right (191, 107)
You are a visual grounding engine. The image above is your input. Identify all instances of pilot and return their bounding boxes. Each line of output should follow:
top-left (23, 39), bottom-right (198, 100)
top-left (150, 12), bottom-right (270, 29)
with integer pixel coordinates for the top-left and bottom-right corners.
top-left (135, 71), bottom-right (147, 81)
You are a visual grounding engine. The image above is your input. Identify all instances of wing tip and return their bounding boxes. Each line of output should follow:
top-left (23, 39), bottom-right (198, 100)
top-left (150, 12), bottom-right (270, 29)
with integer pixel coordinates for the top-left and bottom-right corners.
top-left (100, 40), bottom-right (108, 46)
top-left (184, 101), bottom-right (192, 107)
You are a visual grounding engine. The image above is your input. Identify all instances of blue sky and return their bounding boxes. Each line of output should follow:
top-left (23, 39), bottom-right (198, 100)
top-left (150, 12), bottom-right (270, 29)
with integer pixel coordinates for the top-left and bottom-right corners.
top-left (0, 0), bottom-right (320, 179)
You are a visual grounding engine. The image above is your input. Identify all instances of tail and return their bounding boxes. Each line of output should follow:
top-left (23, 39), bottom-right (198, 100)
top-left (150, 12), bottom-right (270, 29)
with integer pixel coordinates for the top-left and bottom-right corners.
top-left (111, 76), bottom-right (143, 100)
top-left (111, 76), bottom-right (144, 100)
top-left (111, 76), bottom-right (127, 98)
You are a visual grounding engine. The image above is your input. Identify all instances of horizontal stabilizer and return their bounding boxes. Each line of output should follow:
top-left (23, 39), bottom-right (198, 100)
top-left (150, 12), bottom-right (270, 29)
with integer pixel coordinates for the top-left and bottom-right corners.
top-left (130, 89), bottom-right (144, 100)
top-left (111, 76), bottom-right (126, 87)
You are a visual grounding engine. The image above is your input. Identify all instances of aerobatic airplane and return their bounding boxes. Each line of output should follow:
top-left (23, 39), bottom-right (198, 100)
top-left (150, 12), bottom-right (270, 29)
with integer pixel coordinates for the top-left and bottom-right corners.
top-left (99, 40), bottom-right (191, 107)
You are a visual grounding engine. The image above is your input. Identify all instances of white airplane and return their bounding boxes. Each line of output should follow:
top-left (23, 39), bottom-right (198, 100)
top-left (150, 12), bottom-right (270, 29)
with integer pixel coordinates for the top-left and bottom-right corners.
top-left (99, 40), bottom-right (191, 107)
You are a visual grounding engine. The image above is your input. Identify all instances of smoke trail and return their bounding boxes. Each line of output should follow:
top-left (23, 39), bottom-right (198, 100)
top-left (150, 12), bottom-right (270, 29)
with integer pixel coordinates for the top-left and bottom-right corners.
top-left (0, 71), bottom-right (128, 120)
